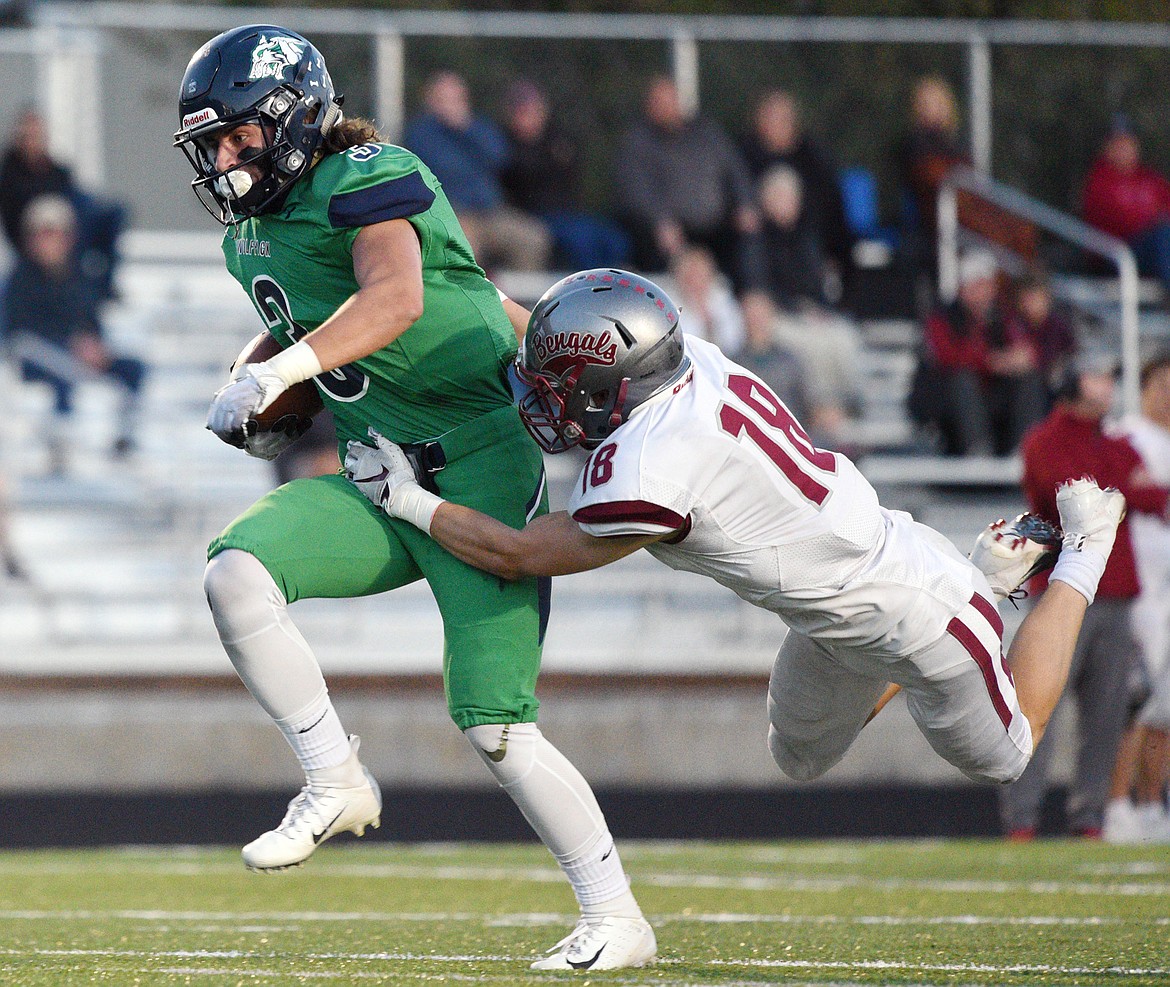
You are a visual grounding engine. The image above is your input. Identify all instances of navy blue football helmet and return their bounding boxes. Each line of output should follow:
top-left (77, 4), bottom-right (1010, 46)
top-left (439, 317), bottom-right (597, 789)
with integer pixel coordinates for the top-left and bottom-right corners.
top-left (174, 25), bottom-right (343, 223)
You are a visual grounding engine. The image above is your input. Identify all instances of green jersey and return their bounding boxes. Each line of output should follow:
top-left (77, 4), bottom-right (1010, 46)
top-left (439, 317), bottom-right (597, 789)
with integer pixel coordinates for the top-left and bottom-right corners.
top-left (222, 143), bottom-right (518, 446)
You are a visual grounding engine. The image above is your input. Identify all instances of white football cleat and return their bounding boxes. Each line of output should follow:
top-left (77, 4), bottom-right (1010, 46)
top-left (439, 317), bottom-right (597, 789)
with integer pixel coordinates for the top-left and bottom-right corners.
top-left (242, 736), bottom-right (382, 872)
top-left (1102, 797), bottom-right (1144, 844)
top-left (1056, 477), bottom-right (1126, 560)
top-left (530, 916), bottom-right (657, 971)
top-left (969, 513), bottom-right (1062, 601)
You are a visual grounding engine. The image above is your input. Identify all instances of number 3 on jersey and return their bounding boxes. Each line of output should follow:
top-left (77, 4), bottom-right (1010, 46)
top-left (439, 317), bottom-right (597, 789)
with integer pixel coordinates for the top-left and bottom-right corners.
top-left (252, 276), bottom-right (369, 402)
top-left (718, 373), bottom-right (835, 506)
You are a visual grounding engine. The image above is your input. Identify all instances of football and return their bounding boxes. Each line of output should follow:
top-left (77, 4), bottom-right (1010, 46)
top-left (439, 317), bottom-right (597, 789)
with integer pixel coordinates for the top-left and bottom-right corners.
top-left (230, 330), bottom-right (324, 433)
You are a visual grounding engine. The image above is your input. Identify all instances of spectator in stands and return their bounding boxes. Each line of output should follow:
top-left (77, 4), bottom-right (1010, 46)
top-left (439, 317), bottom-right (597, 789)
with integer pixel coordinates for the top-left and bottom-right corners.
top-left (745, 166), bottom-right (863, 439)
top-left (737, 291), bottom-right (812, 427)
top-left (0, 195), bottom-right (145, 469)
top-left (1001, 350), bottom-right (1169, 840)
top-left (751, 164), bottom-right (829, 308)
top-left (739, 89), bottom-right (854, 281)
top-left (896, 76), bottom-right (968, 247)
top-left (895, 76), bottom-right (1036, 278)
top-left (0, 107), bottom-right (126, 300)
top-left (1082, 115), bottom-right (1170, 300)
top-left (672, 245), bottom-right (745, 356)
top-left (500, 79), bottom-right (630, 271)
top-left (917, 251), bottom-right (1046, 456)
top-left (984, 298), bottom-right (1050, 458)
top-left (615, 74), bottom-right (758, 288)
top-left (404, 71), bottom-right (549, 271)
top-left (1006, 270), bottom-right (1078, 406)
top-left (1104, 352), bottom-right (1170, 843)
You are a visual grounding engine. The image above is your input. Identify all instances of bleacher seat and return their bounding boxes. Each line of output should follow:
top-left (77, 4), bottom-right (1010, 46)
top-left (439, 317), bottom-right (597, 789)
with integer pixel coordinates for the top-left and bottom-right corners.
top-left (0, 234), bottom-right (1021, 677)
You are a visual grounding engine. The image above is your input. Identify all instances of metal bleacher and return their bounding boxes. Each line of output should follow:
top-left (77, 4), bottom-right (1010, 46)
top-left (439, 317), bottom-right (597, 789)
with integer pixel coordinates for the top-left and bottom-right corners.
top-left (0, 234), bottom-right (1024, 679)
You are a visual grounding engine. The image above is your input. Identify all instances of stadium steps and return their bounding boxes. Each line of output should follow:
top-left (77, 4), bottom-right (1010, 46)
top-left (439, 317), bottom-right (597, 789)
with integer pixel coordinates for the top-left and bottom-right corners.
top-left (1051, 271), bottom-right (1170, 341)
top-left (0, 253), bottom-right (1003, 675)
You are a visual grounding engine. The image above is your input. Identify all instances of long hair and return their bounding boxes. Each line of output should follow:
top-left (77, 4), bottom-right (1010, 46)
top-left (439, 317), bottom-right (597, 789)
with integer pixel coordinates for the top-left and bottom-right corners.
top-left (322, 116), bottom-right (383, 154)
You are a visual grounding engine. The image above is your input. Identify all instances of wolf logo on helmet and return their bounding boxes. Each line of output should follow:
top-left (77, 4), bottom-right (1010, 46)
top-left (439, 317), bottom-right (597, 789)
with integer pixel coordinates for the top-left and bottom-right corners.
top-left (249, 35), bottom-right (307, 81)
top-left (516, 269), bottom-right (689, 453)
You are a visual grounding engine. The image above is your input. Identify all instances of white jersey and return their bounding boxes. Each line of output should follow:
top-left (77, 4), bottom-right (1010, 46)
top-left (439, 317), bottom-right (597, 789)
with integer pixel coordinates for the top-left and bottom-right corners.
top-left (1116, 414), bottom-right (1170, 580)
top-left (567, 337), bottom-right (982, 658)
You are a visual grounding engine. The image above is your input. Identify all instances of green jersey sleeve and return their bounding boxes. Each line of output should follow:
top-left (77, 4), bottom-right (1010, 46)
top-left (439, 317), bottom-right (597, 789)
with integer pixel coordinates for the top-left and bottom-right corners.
top-left (324, 146), bottom-right (436, 229)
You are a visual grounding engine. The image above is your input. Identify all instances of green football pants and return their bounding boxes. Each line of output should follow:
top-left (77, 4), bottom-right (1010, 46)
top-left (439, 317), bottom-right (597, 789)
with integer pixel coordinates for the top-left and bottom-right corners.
top-left (208, 405), bottom-right (551, 729)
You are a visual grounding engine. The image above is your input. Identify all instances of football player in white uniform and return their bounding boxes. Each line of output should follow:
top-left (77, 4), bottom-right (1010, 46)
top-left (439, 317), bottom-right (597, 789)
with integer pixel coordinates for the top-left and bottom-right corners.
top-left (1108, 352), bottom-right (1170, 841)
top-left (346, 270), bottom-right (1125, 798)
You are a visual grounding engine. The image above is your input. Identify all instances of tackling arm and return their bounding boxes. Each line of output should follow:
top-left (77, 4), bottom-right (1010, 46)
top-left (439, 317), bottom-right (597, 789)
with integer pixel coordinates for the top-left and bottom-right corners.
top-left (430, 505), bottom-right (662, 580)
top-left (344, 431), bottom-right (669, 578)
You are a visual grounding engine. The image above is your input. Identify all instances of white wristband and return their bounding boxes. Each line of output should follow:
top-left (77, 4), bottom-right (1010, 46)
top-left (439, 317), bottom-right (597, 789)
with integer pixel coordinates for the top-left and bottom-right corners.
top-left (390, 483), bottom-right (444, 534)
top-left (265, 339), bottom-right (324, 387)
top-left (1050, 550), bottom-right (1106, 606)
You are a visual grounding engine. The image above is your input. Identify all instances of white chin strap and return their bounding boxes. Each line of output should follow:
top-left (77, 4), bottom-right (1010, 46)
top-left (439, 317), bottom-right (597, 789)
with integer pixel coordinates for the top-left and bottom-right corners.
top-left (216, 169), bottom-right (254, 200)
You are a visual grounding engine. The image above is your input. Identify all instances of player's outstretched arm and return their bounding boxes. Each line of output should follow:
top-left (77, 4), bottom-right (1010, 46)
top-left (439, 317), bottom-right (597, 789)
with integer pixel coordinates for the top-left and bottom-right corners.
top-left (344, 431), bottom-right (661, 579)
top-left (431, 506), bottom-right (659, 579)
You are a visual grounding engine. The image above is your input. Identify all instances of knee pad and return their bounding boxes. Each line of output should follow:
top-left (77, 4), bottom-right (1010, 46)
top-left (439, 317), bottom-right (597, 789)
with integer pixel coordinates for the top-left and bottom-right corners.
top-left (768, 724), bottom-right (832, 782)
top-left (203, 549), bottom-right (285, 642)
top-left (959, 757), bottom-right (1028, 786)
top-left (464, 722), bottom-right (539, 787)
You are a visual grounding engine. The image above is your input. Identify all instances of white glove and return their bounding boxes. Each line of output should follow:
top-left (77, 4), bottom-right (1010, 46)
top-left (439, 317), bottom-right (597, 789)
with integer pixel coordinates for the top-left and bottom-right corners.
top-left (344, 428), bottom-right (444, 532)
top-left (206, 362), bottom-right (289, 446)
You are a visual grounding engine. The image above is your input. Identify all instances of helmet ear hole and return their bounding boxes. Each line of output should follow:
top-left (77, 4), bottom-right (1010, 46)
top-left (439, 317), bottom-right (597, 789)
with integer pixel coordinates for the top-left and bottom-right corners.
top-left (586, 390), bottom-right (609, 411)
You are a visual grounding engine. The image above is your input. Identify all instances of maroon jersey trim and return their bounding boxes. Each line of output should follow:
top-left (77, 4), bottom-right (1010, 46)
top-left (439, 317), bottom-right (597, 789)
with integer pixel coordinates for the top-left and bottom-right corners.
top-left (573, 500), bottom-right (687, 533)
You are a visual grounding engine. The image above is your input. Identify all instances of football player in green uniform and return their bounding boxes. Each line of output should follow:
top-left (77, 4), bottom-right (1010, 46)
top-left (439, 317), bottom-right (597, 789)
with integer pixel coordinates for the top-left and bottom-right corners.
top-left (174, 25), bottom-right (655, 971)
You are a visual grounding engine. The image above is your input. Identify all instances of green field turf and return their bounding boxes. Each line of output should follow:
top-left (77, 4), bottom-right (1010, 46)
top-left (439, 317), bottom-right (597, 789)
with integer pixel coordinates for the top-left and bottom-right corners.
top-left (0, 839), bottom-right (1165, 986)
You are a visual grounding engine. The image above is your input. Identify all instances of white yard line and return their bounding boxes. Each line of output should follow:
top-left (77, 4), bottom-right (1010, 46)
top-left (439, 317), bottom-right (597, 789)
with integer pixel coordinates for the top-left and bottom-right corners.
top-left (0, 908), bottom-right (1166, 928)
top-left (7, 856), bottom-right (1168, 897)
top-left (4, 947), bottom-right (1167, 979)
top-left (267, 861), bottom-right (1170, 897)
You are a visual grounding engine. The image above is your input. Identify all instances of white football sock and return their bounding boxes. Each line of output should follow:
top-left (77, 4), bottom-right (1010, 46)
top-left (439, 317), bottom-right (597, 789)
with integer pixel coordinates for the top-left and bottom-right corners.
top-left (274, 688), bottom-right (354, 774)
top-left (465, 722), bottom-right (639, 913)
top-left (204, 549), bottom-right (350, 771)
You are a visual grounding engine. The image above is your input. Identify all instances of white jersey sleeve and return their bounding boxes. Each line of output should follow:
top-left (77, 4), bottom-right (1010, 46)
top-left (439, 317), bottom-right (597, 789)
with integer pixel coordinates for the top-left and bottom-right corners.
top-left (568, 390), bottom-right (698, 539)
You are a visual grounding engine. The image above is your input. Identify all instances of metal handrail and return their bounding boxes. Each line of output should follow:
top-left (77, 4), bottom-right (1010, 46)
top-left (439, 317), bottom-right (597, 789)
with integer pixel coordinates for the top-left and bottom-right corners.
top-left (937, 166), bottom-right (1140, 416)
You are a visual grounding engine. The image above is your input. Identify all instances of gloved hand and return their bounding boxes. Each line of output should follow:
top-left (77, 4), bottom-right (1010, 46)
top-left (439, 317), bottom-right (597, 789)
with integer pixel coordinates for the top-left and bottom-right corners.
top-left (344, 428), bottom-right (444, 532)
top-left (344, 429), bottom-right (419, 512)
top-left (241, 414), bottom-right (313, 462)
top-left (206, 362), bottom-right (290, 447)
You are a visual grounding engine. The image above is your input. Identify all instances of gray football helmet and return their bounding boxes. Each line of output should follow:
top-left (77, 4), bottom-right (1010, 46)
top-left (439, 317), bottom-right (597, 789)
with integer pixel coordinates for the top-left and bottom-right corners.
top-left (517, 270), bottom-right (690, 452)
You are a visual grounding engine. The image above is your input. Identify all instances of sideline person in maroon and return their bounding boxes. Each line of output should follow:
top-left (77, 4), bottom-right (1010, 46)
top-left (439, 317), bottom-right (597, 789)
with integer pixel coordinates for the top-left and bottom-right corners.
top-left (1000, 353), bottom-right (1170, 839)
top-left (1081, 117), bottom-right (1170, 300)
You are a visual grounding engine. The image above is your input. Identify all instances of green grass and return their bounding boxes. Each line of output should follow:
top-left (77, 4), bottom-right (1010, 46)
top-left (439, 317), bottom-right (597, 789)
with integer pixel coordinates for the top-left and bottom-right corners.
top-left (0, 839), bottom-right (1166, 985)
